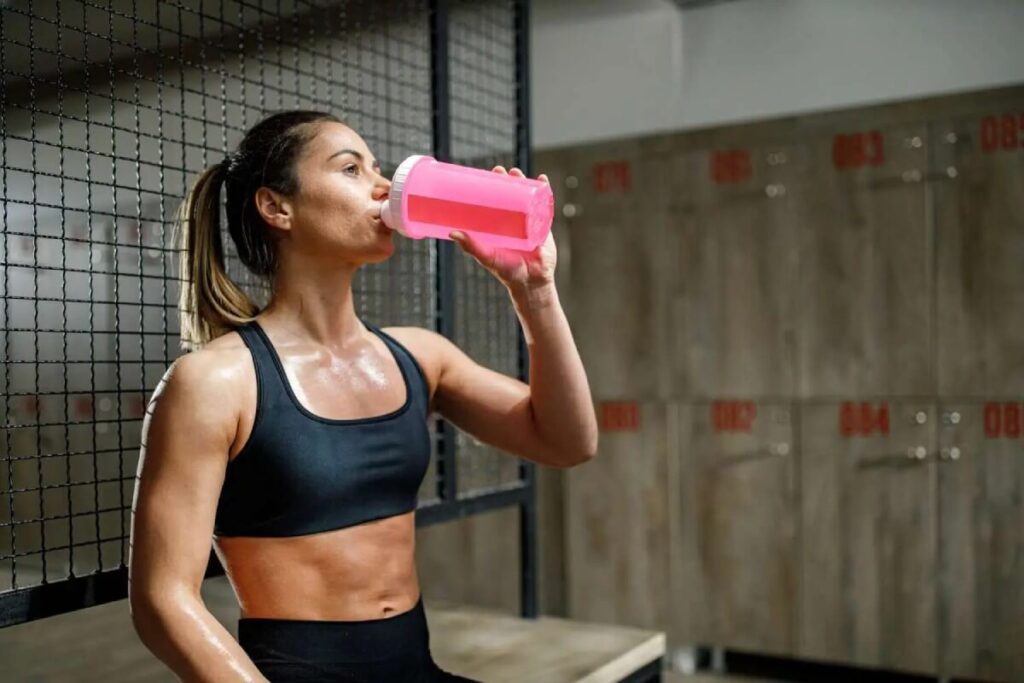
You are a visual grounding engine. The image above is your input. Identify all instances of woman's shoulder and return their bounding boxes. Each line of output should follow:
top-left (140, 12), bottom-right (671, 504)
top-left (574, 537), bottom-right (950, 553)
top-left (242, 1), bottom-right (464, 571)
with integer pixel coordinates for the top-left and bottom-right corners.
top-left (184, 327), bottom-right (253, 367)
top-left (379, 324), bottom-right (443, 359)
top-left (379, 325), bottom-right (446, 398)
top-left (169, 329), bottom-right (256, 400)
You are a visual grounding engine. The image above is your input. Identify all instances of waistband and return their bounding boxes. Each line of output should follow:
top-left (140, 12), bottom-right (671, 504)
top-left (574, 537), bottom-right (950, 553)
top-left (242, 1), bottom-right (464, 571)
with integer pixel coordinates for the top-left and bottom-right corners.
top-left (237, 597), bottom-right (429, 664)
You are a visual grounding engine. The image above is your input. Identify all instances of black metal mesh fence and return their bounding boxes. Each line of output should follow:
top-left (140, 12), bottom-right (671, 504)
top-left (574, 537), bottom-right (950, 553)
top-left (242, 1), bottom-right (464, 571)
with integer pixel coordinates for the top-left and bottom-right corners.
top-left (0, 0), bottom-right (532, 626)
top-left (449, 0), bottom-right (523, 496)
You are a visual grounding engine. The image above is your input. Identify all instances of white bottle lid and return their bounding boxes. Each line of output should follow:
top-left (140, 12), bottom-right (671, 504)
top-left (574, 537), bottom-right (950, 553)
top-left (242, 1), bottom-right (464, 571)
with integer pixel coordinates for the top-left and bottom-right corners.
top-left (380, 154), bottom-right (430, 237)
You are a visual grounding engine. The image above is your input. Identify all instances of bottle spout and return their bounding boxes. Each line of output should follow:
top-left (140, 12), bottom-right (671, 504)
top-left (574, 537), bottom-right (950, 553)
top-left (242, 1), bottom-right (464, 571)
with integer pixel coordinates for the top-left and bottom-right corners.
top-left (379, 155), bottom-right (427, 237)
top-left (379, 199), bottom-right (395, 230)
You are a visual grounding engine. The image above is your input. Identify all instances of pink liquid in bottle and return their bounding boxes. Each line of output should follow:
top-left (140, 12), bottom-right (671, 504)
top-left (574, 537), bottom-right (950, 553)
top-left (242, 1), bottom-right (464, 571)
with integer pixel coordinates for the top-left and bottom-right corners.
top-left (379, 155), bottom-right (554, 251)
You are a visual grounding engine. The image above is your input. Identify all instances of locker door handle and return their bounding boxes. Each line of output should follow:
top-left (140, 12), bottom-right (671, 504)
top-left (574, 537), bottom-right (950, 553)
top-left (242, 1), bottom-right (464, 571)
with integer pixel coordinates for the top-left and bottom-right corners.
top-left (709, 443), bottom-right (790, 470)
top-left (855, 446), bottom-right (929, 469)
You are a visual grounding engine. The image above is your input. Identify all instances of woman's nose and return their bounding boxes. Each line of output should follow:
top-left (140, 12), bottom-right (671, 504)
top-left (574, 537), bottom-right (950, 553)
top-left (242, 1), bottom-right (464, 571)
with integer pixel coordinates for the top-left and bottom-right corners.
top-left (372, 177), bottom-right (390, 200)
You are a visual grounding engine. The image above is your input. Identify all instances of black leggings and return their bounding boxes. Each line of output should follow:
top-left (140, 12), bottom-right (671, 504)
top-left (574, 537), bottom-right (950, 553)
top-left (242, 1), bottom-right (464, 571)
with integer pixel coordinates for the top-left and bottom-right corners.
top-left (237, 597), bottom-right (479, 682)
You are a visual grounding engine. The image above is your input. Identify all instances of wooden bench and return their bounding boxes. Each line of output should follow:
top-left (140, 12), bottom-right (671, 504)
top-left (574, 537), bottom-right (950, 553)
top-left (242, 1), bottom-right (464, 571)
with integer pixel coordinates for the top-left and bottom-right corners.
top-left (426, 599), bottom-right (666, 683)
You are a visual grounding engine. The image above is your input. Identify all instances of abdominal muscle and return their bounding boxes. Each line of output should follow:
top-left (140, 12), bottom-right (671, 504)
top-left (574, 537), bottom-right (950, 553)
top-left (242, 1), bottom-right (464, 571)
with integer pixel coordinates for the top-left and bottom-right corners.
top-left (213, 511), bottom-right (421, 621)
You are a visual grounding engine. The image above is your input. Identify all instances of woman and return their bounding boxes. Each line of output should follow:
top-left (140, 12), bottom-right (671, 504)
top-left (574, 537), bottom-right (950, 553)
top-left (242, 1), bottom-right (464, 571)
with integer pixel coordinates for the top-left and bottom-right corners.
top-left (127, 110), bottom-right (598, 682)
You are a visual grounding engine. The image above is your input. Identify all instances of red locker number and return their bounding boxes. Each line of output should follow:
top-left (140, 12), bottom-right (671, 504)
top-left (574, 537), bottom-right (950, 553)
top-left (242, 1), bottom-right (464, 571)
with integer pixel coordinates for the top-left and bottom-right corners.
top-left (832, 131), bottom-right (885, 170)
top-left (592, 160), bottom-right (631, 194)
top-left (711, 400), bottom-right (756, 433)
top-left (710, 150), bottom-right (752, 185)
top-left (839, 401), bottom-right (890, 437)
top-left (980, 114), bottom-right (1024, 153)
top-left (599, 401), bottom-right (640, 432)
top-left (984, 402), bottom-right (1024, 439)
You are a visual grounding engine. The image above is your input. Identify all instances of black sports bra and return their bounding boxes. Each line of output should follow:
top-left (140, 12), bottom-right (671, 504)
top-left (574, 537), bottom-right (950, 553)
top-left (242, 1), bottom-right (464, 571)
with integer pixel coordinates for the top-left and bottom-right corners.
top-left (213, 319), bottom-right (432, 538)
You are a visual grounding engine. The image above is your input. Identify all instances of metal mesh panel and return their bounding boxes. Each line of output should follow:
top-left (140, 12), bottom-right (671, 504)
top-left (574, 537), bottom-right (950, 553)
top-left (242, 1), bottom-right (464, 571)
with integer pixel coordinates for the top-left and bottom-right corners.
top-left (448, 0), bottom-right (523, 497)
top-left (0, 0), bottom-right (530, 618)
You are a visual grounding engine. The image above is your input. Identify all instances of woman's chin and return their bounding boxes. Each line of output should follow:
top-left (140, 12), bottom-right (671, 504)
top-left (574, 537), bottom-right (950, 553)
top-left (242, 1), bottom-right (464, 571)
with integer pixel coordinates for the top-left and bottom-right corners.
top-left (367, 232), bottom-right (396, 260)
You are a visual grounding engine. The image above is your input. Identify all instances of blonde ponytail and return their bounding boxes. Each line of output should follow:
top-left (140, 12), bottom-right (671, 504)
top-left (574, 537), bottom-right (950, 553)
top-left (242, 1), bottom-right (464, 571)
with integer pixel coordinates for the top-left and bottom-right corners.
top-left (176, 162), bottom-right (259, 352)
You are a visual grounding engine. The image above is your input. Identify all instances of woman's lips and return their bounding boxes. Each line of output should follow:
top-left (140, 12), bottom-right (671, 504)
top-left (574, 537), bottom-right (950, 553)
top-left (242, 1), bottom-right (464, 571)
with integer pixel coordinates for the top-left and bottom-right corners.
top-left (371, 202), bottom-right (391, 231)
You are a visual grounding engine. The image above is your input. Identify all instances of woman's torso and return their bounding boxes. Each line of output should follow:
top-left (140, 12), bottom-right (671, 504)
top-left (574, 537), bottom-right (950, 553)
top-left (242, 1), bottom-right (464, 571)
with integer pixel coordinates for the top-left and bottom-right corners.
top-left (204, 317), bottom-right (440, 621)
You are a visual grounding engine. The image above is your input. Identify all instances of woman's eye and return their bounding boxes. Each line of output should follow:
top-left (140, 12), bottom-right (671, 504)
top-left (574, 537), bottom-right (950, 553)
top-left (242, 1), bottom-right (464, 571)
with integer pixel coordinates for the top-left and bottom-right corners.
top-left (343, 165), bottom-right (359, 175)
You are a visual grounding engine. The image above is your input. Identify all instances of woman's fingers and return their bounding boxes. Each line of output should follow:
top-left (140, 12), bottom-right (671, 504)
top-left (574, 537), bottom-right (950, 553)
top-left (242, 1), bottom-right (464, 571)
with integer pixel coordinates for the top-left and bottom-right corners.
top-left (449, 231), bottom-right (469, 256)
top-left (450, 230), bottom-right (496, 269)
top-left (451, 230), bottom-right (479, 257)
top-left (494, 166), bottom-right (548, 184)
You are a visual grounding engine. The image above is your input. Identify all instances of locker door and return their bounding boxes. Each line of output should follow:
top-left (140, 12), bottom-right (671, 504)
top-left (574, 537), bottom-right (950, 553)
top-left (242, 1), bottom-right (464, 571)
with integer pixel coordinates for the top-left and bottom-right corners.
top-left (937, 403), bottom-right (1024, 682)
top-left (563, 142), bottom-right (665, 401)
top-left (673, 400), bottom-right (797, 656)
top-left (661, 142), bottom-right (802, 399)
top-left (565, 402), bottom-right (672, 630)
top-left (796, 125), bottom-right (932, 398)
top-left (799, 401), bottom-right (936, 674)
top-left (933, 114), bottom-right (1024, 396)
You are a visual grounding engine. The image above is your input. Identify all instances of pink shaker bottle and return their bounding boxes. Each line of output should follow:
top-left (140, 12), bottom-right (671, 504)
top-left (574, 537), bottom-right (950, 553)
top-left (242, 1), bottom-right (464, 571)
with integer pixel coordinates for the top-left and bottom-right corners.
top-left (379, 155), bottom-right (554, 251)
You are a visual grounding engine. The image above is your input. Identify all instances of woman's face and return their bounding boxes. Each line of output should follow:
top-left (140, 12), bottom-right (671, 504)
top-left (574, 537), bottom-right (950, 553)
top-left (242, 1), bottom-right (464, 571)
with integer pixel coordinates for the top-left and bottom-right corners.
top-left (278, 121), bottom-right (394, 264)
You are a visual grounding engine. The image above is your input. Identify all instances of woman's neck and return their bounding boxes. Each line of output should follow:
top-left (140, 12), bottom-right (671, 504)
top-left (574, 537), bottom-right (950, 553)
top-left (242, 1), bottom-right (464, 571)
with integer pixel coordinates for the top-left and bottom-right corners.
top-left (261, 259), bottom-right (364, 348)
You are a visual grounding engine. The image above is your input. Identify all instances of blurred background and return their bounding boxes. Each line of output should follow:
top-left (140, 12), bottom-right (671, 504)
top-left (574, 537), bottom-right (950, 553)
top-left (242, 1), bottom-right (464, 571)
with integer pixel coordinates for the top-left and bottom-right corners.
top-left (2, 1), bottom-right (1023, 682)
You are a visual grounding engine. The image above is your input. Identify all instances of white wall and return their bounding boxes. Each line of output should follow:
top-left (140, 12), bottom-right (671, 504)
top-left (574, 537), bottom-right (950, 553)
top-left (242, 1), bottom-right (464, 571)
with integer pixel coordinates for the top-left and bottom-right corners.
top-left (531, 0), bottom-right (1024, 148)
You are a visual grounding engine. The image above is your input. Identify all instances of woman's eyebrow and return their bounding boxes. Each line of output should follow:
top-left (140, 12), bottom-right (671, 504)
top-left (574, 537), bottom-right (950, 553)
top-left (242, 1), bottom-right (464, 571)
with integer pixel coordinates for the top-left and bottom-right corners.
top-left (327, 148), bottom-right (380, 169)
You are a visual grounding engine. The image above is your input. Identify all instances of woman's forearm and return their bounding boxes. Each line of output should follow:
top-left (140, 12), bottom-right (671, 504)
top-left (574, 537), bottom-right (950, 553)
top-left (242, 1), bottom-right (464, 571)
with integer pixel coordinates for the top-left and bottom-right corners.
top-left (131, 592), bottom-right (268, 683)
top-left (509, 280), bottom-right (598, 464)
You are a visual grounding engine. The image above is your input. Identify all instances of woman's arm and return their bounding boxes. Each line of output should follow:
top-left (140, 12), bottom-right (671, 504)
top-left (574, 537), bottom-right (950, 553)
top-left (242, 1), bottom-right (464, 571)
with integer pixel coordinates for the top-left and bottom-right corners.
top-left (426, 165), bottom-right (598, 467)
top-left (404, 277), bottom-right (597, 468)
top-left (130, 352), bottom-right (268, 683)
top-left (508, 279), bottom-right (599, 462)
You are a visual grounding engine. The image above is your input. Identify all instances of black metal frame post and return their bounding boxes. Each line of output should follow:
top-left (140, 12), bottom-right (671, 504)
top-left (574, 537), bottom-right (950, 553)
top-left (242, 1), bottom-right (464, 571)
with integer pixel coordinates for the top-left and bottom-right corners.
top-left (513, 0), bottom-right (539, 620)
top-left (429, 0), bottom-right (458, 506)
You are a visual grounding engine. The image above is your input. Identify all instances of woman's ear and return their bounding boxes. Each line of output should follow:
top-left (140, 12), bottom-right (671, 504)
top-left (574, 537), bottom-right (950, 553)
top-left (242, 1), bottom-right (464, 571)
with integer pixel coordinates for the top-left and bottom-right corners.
top-left (254, 187), bottom-right (293, 232)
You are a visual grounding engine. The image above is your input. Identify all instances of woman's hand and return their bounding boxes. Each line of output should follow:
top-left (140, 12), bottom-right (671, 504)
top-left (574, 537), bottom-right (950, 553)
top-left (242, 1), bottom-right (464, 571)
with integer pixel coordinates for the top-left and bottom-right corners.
top-left (449, 166), bottom-right (556, 292)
